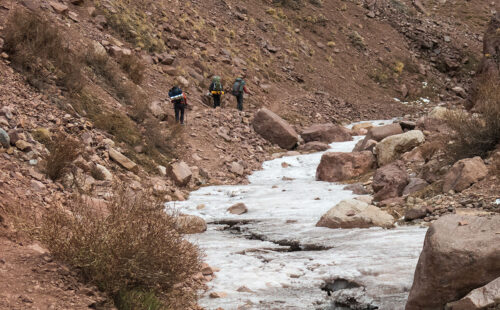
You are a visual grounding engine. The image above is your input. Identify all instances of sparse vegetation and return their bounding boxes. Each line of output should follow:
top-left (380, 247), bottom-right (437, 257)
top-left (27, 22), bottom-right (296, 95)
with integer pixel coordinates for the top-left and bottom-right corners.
top-left (96, 0), bottom-right (165, 53)
top-left (3, 9), bottom-right (84, 92)
top-left (349, 31), bottom-right (366, 50)
top-left (118, 54), bottom-right (145, 85)
top-left (39, 189), bottom-right (202, 309)
top-left (445, 76), bottom-right (500, 160)
top-left (44, 132), bottom-right (81, 180)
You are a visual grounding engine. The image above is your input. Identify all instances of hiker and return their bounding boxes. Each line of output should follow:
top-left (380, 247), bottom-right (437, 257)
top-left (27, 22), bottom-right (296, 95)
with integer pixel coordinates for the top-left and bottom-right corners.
top-left (168, 85), bottom-right (187, 125)
top-left (209, 76), bottom-right (224, 108)
top-left (231, 77), bottom-right (250, 111)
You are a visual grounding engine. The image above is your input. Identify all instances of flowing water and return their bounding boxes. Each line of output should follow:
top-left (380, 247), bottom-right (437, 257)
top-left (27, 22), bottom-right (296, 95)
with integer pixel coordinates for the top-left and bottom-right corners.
top-left (166, 121), bottom-right (427, 310)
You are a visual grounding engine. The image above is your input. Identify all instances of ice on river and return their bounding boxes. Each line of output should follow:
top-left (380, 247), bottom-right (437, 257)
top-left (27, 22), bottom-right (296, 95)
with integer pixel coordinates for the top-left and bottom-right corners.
top-left (166, 120), bottom-right (427, 310)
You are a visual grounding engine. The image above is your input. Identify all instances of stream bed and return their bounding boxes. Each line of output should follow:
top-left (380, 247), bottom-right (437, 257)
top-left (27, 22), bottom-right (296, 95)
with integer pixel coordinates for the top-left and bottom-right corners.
top-left (166, 121), bottom-right (427, 310)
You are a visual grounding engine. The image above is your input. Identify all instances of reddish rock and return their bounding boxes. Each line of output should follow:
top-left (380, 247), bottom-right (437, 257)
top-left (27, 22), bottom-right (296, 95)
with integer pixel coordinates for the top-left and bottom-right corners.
top-left (353, 138), bottom-right (377, 152)
top-left (301, 123), bottom-right (353, 143)
top-left (403, 178), bottom-right (428, 196)
top-left (406, 215), bottom-right (500, 310)
top-left (372, 161), bottom-right (409, 201)
top-left (316, 151), bottom-right (375, 182)
top-left (343, 183), bottom-right (369, 195)
top-left (446, 277), bottom-right (500, 310)
top-left (252, 108), bottom-right (299, 150)
top-left (442, 157), bottom-right (488, 192)
top-left (227, 203), bottom-right (248, 215)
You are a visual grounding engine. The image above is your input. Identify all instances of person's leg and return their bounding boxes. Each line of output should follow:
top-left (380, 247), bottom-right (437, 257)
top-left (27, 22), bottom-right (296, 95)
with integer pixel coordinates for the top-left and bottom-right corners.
top-left (214, 95), bottom-right (221, 108)
top-left (237, 94), bottom-right (243, 111)
top-left (174, 106), bottom-right (180, 123)
top-left (180, 106), bottom-right (185, 124)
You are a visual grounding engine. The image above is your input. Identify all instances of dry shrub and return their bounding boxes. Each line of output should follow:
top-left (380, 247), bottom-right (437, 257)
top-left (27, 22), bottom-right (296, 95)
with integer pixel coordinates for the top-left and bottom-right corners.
top-left (44, 132), bottom-right (81, 180)
top-left (3, 9), bottom-right (84, 92)
top-left (93, 112), bottom-right (141, 147)
top-left (39, 189), bottom-right (202, 309)
top-left (118, 54), bottom-right (145, 85)
top-left (445, 76), bottom-right (500, 160)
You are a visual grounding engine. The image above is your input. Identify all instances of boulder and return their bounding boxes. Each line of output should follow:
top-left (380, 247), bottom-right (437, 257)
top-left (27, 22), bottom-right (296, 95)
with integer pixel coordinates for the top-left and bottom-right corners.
top-left (353, 138), bottom-right (377, 152)
top-left (316, 199), bottom-right (394, 229)
top-left (301, 123), bottom-right (352, 143)
top-left (375, 130), bottom-right (425, 166)
top-left (316, 151), bottom-right (375, 182)
top-left (406, 215), bottom-right (500, 310)
top-left (404, 207), bottom-right (428, 221)
top-left (0, 128), bottom-right (9, 148)
top-left (428, 106), bottom-right (449, 120)
top-left (168, 161), bottom-right (192, 186)
top-left (446, 277), bottom-right (500, 310)
top-left (176, 214), bottom-right (207, 234)
top-left (402, 178), bottom-right (428, 196)
top-left (351, 123), bottom-right (373, 135)
top-left (343, 183), bottom-right (369, 195)
top-left (299, 141), bottom-right (329, 152)
top-left (353, 123), bottom-right (403, 152)
top-left (108, 148), bottom-right (138, 173)
top-left (230, 162), bottom-right (244, 176)
top-left (227, 203), bottom-right (248, 215)
top-left (94, 164), bottom-right (113, 181)
top-left (372, 161), bottom-right (409, 201)
top-left (252, 108), bottom-right (299, 149)
top-left (442, 157), bottom-right (488, 193)
top-left (49, 1), bottom-right (68, 14)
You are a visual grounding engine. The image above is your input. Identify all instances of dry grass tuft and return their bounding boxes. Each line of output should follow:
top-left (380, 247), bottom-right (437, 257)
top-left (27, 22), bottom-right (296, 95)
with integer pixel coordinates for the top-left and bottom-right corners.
top-left (39, 189), bottom-right (202, 309)
top-left (44, 132), bottom-right (81, 180)
top-left (3, 9), bottom-right (84, 92)
top-left (118, 54), bottom-right (145, 85)
top-left (445, 76), bottom-right (500, 160)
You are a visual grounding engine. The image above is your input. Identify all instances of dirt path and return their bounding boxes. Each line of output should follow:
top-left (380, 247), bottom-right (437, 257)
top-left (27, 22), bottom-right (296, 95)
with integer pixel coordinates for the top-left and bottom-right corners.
top-left (0, 239), bottom-right (108, 310)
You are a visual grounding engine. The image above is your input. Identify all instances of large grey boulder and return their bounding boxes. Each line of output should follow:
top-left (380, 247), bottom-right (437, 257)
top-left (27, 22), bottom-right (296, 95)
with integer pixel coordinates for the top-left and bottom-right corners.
top-left (374, 130), bottom-right (425, 166)
top-left (316, 199), bottom-right (394, 229)
top-left (252, 108), bottom-right (299, 149)
top-left (301, 123), bottom-right (352, 144)
top-left (406, 214), bottom-right (500, 310)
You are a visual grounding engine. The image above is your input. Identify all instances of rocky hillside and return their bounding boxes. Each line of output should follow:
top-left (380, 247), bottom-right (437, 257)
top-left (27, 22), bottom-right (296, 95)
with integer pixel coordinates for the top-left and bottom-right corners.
top-left (0, 0), bottom-right (499, 309)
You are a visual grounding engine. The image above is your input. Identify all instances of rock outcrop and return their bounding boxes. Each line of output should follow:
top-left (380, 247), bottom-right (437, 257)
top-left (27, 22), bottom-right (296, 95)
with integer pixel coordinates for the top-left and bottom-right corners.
top-left (316, 199), bottom-right (394, 229)
top-left (375, 130), bottom-right (425, 166)
top-left (316, 151), bottom-right (375, 182)
top-left (372, 161), bottom-right (409, 201)
top-left (442, 157), bottom-right (488, 193)
top-left (406, 214), bottom-right (500, 310)
top-left (252, 108), bottom-right (298, 150)
top-left (301, 123), bottom-right (353, 144)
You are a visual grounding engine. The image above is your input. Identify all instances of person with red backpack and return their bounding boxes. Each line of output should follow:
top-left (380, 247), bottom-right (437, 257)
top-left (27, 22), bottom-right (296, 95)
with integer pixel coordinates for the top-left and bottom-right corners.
top-left (168, 86), bottom-right (187, 125)
top-left (231, 77), bottom-right (250, 111)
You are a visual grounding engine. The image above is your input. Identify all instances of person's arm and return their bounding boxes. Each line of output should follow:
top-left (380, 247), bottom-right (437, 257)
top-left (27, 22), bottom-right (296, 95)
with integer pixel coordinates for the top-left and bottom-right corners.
top-left (209, 83), bottom-right (214, 92)
top-left (183, 93), bottom-right (188, 105)
top-left (243, 86), bottom-right (250, 94)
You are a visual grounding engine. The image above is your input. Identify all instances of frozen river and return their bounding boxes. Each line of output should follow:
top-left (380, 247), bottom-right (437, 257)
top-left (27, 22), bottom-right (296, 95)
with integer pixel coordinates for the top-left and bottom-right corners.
top-left (166, 121), bottom-right (427, 310)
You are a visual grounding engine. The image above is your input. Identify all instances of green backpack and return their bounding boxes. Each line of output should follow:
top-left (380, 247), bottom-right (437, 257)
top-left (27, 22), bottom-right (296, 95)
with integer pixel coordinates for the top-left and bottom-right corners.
top-left (232, 78), bottom-right (245, 96)
top-left (212, 76), bottom-right (223, 91)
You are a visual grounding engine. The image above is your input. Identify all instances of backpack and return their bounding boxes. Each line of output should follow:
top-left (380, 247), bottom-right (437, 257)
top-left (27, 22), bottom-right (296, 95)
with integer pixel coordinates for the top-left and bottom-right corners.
top-left (212, 76), bottom-right (223, 92)
top-left (169, 87), bottom-right (184, 103)
top-left (232, 78), bottom-right (245, 96)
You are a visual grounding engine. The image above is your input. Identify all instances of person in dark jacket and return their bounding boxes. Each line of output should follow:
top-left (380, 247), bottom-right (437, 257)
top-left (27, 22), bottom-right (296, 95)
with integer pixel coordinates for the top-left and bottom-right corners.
top-left (168, 86), bottom-right (187, 125)
top-left (209, 76), bottom-right (224, 108)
